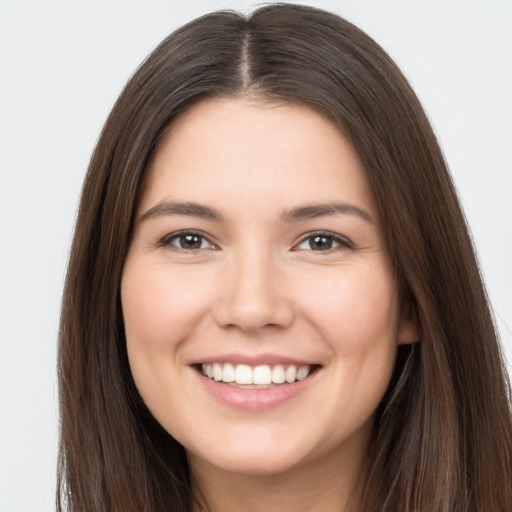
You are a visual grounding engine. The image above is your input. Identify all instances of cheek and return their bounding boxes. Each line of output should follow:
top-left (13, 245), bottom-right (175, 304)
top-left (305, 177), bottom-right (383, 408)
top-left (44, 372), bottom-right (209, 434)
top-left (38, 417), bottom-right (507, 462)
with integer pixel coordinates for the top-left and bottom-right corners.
top-left (271, 264), bottom-right (401, 455)
top-left (121, 262), bottom-right (217, 409)
top-left (121, 262), bottom-right (217, 423)
top-left (305, 265), bottom-right (400, 423)
top-left (299, 263), bottom-right (400, 361)
top-left (121, 263), bottom-right (214, 352)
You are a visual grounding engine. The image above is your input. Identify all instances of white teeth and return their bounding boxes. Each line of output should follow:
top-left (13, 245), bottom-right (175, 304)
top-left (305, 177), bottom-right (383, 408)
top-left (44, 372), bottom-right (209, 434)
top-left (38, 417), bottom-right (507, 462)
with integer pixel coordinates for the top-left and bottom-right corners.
top-left (253, 365), bottom-right (272, 385)
top-left (296, 366), bottom-right (309, 381)
top-left (223, 363), bottom-right (235, 383)
top-left (285, 365), bottom-right (296, 383)
top-left (235, 364), bottom-right (253, 385)
top-left (200, 363), bottom-right (313, 385)
top-left (272, 365), bottom-right (286, 384)
top-left (213, 363), bottom-right (223, 381)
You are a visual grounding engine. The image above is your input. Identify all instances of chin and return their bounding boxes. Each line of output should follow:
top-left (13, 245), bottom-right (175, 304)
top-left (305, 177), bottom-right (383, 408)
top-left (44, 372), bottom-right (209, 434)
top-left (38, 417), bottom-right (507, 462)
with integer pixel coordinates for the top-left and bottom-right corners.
top-left (184, 427), bottom-right (317, 477)
top-left (190, 449), bottom-right (307, 477)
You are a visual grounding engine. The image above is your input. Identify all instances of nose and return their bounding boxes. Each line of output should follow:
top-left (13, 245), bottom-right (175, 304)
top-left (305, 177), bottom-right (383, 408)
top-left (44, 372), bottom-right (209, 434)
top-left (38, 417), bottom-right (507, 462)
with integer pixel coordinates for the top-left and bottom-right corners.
top-left (213, 249), bottom-right (295, 332)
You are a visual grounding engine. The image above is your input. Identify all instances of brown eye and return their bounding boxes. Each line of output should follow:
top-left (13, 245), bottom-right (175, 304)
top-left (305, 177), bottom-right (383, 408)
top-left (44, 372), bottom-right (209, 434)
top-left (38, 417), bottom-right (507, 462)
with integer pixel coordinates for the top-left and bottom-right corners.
top-left (295, 232), bottom-right (352, 252)
top-left (163, 231), bottom-right (215, 250)
top-left (181, 234), bottom-right (203, 249)
top-left (308, 235), bottom-right (334, 250)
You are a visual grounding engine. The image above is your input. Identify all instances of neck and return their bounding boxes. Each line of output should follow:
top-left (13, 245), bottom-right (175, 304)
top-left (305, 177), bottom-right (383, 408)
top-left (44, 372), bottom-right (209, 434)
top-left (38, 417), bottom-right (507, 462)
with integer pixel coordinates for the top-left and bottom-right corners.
top-left (188, 436), bottom-right (370, 512)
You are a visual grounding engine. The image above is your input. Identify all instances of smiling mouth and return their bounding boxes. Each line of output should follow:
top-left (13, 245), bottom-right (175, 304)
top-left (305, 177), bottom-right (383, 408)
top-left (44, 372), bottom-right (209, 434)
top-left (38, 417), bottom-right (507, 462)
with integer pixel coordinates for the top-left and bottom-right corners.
top-left (199, 363), bottom-right (319, 389)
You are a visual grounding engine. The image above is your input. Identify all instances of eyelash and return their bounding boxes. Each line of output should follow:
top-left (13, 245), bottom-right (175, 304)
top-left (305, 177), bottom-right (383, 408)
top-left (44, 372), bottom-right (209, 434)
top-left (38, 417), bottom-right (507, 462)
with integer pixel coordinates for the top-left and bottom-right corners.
top-left (158, 230), bottom-right (217, 251)
top-left (158, 230), bottom-right (353, 253)
top-left (294, 231), bottom-right (353, 252)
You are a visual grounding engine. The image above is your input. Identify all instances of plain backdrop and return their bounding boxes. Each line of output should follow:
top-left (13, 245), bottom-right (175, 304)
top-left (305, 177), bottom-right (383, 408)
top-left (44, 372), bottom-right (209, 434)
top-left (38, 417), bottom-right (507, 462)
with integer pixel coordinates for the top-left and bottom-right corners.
top-left (1, 1), bottom-right (511, 510)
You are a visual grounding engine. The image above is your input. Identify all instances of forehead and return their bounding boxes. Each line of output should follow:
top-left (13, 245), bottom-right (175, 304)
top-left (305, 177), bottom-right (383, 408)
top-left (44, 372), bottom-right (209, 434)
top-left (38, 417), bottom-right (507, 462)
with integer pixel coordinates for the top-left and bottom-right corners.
top-left (138, 97), bottom-right (379, 221)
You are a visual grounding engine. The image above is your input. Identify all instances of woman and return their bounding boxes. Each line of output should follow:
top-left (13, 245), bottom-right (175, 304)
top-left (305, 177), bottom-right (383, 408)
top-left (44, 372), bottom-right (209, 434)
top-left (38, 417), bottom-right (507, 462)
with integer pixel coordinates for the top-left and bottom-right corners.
top-left (57, 4), bottom-right (512, 511)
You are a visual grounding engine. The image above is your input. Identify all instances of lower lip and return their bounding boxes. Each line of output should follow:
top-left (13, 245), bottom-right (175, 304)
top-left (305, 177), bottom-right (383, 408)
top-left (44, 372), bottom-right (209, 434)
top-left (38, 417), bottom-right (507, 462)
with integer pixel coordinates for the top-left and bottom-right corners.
top-left (195, 369), bottom-right (319, 411)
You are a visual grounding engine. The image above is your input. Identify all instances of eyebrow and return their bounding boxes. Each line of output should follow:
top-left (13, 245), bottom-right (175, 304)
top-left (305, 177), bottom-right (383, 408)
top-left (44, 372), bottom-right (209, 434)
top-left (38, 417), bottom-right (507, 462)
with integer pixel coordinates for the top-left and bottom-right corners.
top-left (281, 202), bottom-right (375, 224)
top-left (140, 201), bottom-right (223, 222)
top-left (140, 200), bottom-right (375, 225)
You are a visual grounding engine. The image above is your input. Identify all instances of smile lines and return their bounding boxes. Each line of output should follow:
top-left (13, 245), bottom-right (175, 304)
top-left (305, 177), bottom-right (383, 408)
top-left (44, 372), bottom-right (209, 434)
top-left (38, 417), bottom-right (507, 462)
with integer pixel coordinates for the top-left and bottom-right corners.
top-left (201, 363), bottom-right (313, 386)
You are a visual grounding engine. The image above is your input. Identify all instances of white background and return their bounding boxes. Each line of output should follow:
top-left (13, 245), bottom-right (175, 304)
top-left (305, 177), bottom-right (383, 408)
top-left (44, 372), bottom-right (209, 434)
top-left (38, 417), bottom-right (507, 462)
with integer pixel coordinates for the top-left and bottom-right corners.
top-left (0, 1), bottom-right (510, 510)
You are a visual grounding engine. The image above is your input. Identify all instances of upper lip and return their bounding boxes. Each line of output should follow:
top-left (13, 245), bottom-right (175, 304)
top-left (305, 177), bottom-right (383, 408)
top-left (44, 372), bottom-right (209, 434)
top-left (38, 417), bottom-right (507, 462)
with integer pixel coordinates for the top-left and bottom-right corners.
top-left (188, 353), bottom-right (320, 367)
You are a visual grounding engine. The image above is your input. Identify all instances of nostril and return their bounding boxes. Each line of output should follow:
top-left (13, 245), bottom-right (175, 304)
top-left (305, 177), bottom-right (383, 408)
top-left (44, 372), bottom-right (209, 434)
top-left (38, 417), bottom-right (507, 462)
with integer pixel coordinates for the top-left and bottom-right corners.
top-left (211, 263), bottom-right (295, 331)
top-left (213, 297), bottom-right (295, 332)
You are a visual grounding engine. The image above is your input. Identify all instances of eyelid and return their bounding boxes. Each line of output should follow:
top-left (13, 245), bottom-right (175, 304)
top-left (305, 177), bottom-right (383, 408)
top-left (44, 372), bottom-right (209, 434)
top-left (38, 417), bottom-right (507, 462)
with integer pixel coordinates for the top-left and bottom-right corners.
top-left (293, 231), bottom-right (353, 251)
top-left (157, 229), bottom-right (352, 252)
top-left (158, 229), bottom-right (218, 250)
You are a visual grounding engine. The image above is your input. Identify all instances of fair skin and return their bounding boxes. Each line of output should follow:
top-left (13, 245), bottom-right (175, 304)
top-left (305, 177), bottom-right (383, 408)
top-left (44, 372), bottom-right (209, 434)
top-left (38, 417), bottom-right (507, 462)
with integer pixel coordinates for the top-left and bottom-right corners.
top-left (121, 98), bottom-right (418, 512)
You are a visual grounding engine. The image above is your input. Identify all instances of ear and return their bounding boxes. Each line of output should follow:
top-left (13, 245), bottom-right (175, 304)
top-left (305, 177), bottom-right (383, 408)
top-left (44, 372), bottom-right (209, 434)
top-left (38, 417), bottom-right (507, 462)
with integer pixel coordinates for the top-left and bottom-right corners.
top-left (397, 300), bottom-right (421, 345)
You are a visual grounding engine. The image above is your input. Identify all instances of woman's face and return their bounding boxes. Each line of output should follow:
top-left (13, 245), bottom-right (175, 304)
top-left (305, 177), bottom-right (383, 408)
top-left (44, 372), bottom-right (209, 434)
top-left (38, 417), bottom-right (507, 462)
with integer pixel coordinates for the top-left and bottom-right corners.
top-left (121, 98), bottom-right (417, 477)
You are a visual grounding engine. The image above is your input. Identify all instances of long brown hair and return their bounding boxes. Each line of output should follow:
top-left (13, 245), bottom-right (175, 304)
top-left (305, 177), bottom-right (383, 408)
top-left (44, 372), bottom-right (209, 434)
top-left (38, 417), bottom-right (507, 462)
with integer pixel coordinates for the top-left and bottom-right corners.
top-left (57, 4), bottom-right (512, 511)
